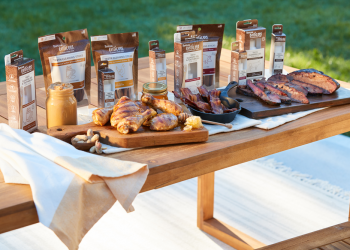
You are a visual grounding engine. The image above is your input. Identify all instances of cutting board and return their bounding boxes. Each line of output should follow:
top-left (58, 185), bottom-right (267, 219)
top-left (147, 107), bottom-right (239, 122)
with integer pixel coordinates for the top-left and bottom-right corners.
top-left (229, 87), bottom-right (350, 118)
top-left (47, 122), bottom-right (209, 148)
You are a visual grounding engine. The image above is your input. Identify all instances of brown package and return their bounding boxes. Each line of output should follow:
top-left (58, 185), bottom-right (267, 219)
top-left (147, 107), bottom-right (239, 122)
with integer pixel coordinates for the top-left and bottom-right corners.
top-left (91, 32), bottom-right (139, 101)
top-left (149, 40), bottom-right (167, 85)
top-left (269, 24), bottom-right (286, 75)
top-left (177, 24), bottom-right (225, 90)
top-left (230, 41), bottom-right (247, 85)
top-left (174, 31), bottom-right (203, 95)
top-left (236, 19), bottom-right (266, 81)
top-left (38, 29), bottom-right (91, 104)
top-left (96, 61), bottom-right (115, 108)
top-left (5, 50), bottom-right (37, 132)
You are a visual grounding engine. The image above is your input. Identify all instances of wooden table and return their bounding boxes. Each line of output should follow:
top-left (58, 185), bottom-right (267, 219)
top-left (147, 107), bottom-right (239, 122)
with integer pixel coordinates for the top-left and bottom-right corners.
top-left (1, 48), bottom-right (350, 249)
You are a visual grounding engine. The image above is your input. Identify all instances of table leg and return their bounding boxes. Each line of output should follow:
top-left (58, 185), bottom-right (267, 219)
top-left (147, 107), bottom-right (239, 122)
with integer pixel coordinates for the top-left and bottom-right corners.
top-left (197, 172), bottom-right (266, 250)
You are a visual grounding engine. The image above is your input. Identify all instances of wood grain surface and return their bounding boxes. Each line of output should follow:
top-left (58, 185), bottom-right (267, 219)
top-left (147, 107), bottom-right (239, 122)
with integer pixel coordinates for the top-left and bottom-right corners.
top-left (48, 122), bottom-right (209, 148)
top-left (0, 49), bottom-right (350, 236)
top-left (259, 221), bottom-right (350, 250)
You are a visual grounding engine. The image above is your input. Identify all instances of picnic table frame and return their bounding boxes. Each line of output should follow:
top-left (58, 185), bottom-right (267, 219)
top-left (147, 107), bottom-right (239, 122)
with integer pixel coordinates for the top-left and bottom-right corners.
top-left (1, 49), bottom-right (350, 249)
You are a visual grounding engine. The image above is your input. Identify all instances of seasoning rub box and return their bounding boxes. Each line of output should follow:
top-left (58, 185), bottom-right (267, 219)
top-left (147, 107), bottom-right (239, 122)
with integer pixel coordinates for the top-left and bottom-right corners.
top-left (149, 40), bottom-right (167, 85)
top-left (174, 31), bottom-right (203, 94)
top-left (97, 61), bottom-right (115, 108)
top-left (230, 41), bottom-right (247, 85)
top-left (236, 19), bottom-right (266, 81)
top-left (269, 24), bottom-right (286, 75)
top-left (4, 50), bottom-right (37, 132)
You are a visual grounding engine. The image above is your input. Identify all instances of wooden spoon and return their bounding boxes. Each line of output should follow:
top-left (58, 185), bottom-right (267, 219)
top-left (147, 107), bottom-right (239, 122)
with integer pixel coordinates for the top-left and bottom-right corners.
top-left (201, 120), bottom-right (233, 129)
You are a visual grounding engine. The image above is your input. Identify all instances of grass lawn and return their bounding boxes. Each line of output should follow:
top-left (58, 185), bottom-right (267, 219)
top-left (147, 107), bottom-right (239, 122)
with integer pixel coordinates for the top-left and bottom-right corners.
top-left (1, 0), bottom-right (350, 133)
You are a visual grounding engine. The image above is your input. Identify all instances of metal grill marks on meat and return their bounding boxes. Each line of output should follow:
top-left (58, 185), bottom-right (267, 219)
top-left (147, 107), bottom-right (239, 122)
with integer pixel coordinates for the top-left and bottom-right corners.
top-left (141, 93), bottom-right (183, 116)
top-left (287, 69), bottom-right (340, 94)
top-left (117, 109), bottom-right (156, 134)
top-left (246, 80), bottom-right (281, 106)
top-left (267, 80), bottom-right (309, 104)
top-left (289, 80), bottom-right (324, 95)
top-left (110, 97), bottom-right (141, 127)
top-left (150, 113), bottom-right (179, 131)
top-left (92, 107), bottom-right (113, 126)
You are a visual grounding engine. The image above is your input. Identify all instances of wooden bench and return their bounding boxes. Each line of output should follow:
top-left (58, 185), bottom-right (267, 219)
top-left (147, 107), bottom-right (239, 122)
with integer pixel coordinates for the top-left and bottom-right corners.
top-left (259, 221), bottom-right (350, 250)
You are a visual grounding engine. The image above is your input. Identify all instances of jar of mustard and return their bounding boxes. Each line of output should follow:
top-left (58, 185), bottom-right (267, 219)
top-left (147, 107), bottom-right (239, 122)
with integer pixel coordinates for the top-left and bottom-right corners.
top-left (142, 82), bottom-right (168, 100)
top-left (46, 82), bottom-right (77, 128)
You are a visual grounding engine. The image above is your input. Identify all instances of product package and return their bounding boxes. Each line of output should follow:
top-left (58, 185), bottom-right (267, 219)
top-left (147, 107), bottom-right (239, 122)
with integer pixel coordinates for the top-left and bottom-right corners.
top-left (149, 40), bottom-right (167, 85)
top-left (5, 50), bottom-right (37, 132)
top-left (230, 41), bottom-right (247, 85)
top-left (269, 24), bottom-right (286, 75)
top-left (91, 32), bottom-right (139, 101)
top-left (96, 61), bottom-right (115, 108)
top-left (38, 29), bottom-right (91, 106)
top-left (174, 31), bottom-right (203, 94)
top-left (177, 24), bottom-right (225, 90)
top-left (236, 19), bottom-right (266, 81)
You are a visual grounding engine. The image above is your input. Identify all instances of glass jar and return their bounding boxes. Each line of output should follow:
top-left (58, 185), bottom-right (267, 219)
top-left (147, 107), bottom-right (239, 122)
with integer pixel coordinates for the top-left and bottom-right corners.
top-left (46, 82), bottom-right (77, 128)
top-left (142, 82), bottom-right (168, 100)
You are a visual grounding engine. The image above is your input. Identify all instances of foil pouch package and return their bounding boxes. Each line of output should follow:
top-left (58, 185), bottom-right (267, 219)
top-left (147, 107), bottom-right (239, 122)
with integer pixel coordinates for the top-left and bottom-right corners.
top-left (177, 24), bottom-right (225, 90)
top-left (38, 29), bottom-right (90, 107)
top-left (91, 32), bottom-right (139, 101)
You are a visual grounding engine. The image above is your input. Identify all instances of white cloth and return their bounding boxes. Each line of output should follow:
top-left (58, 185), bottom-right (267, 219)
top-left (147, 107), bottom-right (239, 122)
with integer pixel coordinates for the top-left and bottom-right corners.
top-left (0, 123), bottom-right (148, 250)
top-left (256, 108), bottom-right (327, 130)
top-left (204, 114), bottom-right (261, 135)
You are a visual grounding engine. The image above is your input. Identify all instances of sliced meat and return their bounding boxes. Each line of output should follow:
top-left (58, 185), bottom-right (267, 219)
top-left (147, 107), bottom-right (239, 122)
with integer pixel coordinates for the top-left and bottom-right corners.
top-left (268, 74), bottom-right (289, 82)
top-left (287, 69), bottom-right (340, 94)
top-left (289, 79), bottom-right (324, 95)
top-left (263, 82), bottom-right (288, 96)
top-left (209, 97), bottom-right (224, 114)
top-left (254, 81), bottom-right (266, 90)
top-left (278, 95), bottom-right (292, 104)
top-left (286, 82), bottom-right (308, 96)
top-left (189, 94), bottom-right (203, 102)
top-left (236, 85), bottom-right (256, 97)
top-left (267, 80), bottom-right (309, 104)
top-left (180, 88), bottom-right (193, 99)
top-left (247, 80), bottom-right (281, 106)
top-left (197, 86), bottom-right (209, 100)
top-left (209, 89), bottom-right (221, 98)
top-left (196, 101), bottom-right (211, 111)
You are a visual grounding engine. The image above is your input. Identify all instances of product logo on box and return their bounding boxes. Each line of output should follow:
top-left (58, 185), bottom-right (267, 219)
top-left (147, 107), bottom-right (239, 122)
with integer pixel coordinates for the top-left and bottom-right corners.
top-left (276, 37), bottom-right (286, 42)
top-left (249, 32), bottom-right (262, 38)
top-left (19, 65), bottom-right (33, 74)
top-left (185, 44), bottom-right (200, 52)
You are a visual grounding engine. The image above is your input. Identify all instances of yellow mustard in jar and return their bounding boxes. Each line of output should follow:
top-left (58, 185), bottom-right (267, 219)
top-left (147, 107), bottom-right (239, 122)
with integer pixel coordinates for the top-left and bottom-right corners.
top-left (142, 82), bottom-right (168, 100)
top-left (46, 82), bottom-right (77, 128)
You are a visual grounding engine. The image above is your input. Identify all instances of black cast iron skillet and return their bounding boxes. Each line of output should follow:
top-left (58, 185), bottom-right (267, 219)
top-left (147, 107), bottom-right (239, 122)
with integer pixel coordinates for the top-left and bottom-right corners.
top-left (188, 81), bottom-right (241, 123)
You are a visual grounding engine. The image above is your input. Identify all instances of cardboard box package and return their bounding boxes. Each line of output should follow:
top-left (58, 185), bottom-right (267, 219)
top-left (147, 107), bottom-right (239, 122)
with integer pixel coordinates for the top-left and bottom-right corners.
top-left (5, 50), bottom-right (37, 132)
top-left (174, 31), bottom-right (203, 94)
top-left (149, 40), bottom-right (167, 85)
top-left (230, 41), bottom-right (247, 85)
top-left (236, 19), bottom-right (266, 81)
top-left (96, 60), bottom-right (115, 108)
top-left (269, 24), bottom-right (286, 75)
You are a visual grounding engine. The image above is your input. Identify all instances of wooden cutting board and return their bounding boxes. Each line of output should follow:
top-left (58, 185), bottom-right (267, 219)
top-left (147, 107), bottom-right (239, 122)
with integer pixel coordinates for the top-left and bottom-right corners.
top-left (47, 122), bottom-right (209, 148)
top-left (229, 87), bottom-right (350, 118)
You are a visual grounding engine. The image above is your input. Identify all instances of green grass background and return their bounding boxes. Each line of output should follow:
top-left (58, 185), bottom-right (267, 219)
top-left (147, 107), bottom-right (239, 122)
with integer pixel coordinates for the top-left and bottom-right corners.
top-left (1, 0), bottom-right (350, 134)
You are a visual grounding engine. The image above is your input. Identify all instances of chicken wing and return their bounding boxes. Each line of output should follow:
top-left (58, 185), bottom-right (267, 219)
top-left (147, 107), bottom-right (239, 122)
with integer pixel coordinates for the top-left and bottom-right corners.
top-left (92, 107), bottom-right (113, 126)
top-left (141, 93), bottom-right (183, 116)
top-left (117, 109), bottom-right (156, 134)
top-left (150, 113), bottom-right (178, 131)
top-left (110, 96), bottom-right (141, 127)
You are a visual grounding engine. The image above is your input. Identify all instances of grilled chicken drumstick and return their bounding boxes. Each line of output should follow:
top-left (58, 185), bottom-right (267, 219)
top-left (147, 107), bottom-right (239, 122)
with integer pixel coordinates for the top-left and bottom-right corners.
top-left (141, 93), bottom-right (183, 116)
top-left (117, 109), bottom-right (157, 134)
top-left (150, 113), bottom-right (179, 131)
top-left (92, 107), bottom-right (113, 126)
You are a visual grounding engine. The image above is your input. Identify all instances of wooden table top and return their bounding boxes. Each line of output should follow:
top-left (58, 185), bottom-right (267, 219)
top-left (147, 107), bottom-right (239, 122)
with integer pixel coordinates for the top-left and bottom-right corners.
top-left (1, 48), bottom-right (350, 234)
